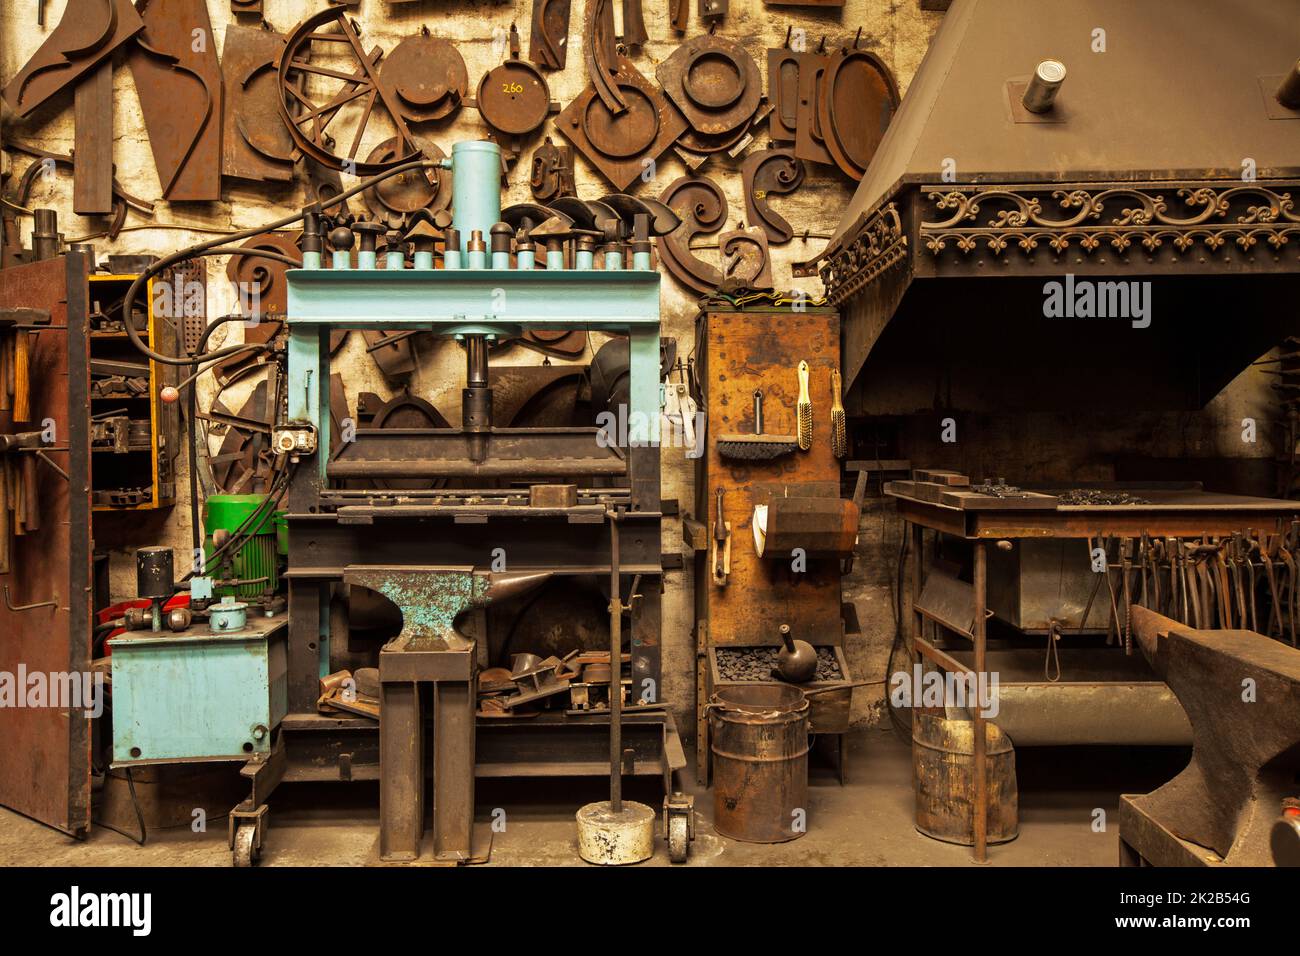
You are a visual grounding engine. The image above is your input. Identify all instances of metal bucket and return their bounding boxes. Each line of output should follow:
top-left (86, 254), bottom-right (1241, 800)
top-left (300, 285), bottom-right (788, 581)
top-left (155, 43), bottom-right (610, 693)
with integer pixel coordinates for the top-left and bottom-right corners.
top-left (709, 684), bottom-right (810, 843)
top-left (912, 714), bottom-right (1019, 846)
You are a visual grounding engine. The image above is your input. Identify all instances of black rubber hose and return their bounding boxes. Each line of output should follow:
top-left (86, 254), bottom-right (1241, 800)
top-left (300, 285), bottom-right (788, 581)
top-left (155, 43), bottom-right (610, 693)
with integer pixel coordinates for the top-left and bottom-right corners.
top-left (120, 159), bottom-right (443, 367)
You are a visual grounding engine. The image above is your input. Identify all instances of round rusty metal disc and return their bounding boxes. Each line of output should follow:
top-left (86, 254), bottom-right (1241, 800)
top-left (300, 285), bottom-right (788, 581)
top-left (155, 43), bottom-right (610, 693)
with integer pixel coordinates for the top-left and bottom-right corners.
top-left (656, 35), bottom-right (760, 138)
top-left (682, 48), bottom-right (746, 110)
top-left (380, 34), bottom-right (467, 124)
top-left (819, 48), bottom-right (900, 180)
top-left (581, 83), bottom-right (659, 159)
top-left (364, 139), bottom-right (449, 217)
top-left (478, 59), bottom-right (550, 136)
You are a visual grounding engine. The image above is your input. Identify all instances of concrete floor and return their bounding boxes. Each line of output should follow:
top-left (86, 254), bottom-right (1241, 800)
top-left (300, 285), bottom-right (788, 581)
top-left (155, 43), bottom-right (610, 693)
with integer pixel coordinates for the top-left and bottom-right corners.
top-left (0, 726), bottom-right (1188, 867)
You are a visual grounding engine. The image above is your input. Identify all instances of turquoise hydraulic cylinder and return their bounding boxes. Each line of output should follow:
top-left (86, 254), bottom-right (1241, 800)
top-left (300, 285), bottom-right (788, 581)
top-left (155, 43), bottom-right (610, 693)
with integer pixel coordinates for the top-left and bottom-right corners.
top-left (451, 141), bottom-right (502, 256)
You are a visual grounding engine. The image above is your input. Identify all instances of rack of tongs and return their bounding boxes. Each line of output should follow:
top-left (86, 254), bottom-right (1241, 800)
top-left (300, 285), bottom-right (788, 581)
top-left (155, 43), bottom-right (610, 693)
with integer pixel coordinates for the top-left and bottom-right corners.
top-left (1087, 525), bottom-right (1300, 651)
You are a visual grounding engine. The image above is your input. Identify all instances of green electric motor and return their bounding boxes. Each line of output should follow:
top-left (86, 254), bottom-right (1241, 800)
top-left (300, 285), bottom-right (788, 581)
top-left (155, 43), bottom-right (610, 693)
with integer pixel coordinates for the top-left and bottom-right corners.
top-left (203, 494), bottom-right (285, 601)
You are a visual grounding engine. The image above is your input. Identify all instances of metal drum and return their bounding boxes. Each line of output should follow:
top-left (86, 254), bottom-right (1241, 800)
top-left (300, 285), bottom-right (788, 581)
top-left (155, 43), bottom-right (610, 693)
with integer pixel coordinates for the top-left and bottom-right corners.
top-left (709, 684), bottom-right (809, 843)
top-left (912, 714), bottom-right (1019, 846)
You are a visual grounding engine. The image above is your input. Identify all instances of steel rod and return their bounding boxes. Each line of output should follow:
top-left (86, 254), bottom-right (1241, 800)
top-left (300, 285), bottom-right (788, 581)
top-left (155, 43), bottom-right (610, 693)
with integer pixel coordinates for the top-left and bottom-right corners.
top-left (972, 539), bottom-right (989, 863)
top-left (609, 510), bottom-right (622, 813)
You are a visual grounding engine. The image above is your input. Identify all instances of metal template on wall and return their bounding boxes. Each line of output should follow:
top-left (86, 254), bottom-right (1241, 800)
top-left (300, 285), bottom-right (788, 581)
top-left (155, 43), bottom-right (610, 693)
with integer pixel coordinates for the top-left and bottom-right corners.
top-left (127, 0), bottom-right (224, 201)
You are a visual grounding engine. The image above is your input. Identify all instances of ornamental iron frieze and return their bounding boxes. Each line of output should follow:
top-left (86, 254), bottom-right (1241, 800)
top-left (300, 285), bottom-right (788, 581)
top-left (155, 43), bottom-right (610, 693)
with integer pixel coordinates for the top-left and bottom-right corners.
top-left (919, 182), bottom-right (1300, 260)
top-left (808, 202), bottom-right (907, 305)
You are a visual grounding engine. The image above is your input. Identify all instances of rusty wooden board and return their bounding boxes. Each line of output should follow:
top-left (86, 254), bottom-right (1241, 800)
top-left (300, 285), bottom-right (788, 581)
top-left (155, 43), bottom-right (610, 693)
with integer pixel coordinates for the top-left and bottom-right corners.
top-left (0, 254), bottom-right (93, 836)
top-left (696, 307), bottom-right (844, 646)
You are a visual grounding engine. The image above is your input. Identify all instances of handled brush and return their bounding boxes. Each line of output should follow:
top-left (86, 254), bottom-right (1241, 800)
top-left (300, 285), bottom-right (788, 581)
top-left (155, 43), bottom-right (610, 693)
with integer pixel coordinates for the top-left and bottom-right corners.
top-left (716, 389), bottom-right (798, 460)
top-left (830, 367), bottom-right (847, 459)
top-left (797, 360), bottom-right (813, 451)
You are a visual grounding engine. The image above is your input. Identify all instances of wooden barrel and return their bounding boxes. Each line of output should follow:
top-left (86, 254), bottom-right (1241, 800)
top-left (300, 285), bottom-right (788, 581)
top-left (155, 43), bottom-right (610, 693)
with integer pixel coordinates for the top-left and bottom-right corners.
top-left (912, 714), bottom-right (1019, 845)
top-left (710, 684), bottom-right (810, 843)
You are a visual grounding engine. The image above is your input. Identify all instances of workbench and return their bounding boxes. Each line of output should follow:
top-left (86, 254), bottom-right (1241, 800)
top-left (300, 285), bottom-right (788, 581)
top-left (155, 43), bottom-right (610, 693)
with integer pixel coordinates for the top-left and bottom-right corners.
top-left (889, 476), bottom-right (1300, 863)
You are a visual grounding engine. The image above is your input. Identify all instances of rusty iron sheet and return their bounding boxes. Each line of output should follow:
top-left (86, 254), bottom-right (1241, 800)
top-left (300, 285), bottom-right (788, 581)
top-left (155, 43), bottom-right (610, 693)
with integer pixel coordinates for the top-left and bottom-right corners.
top-left (381, 30), bottom-right (466, 124)
top-left (529, 0), bottom-right (572, 70)
top-left (126, 0), bottom-right (223, 201)
top-left (767, 45), bottom-right (800, 143)
top-left (657, 175), bottom-right (726, 293)
top-left (669, 0), bottom-right (689, 32)
top-left (698, 0), bottom-right (727, 21)
top-left (657, 34), bottom-right (760, 138)
top-left (277, 7), bottom-right (420, 174)
top-left (529, 136), bottom-right (576, 202)
top-left (818, 42), bottom-right (899, 181)
top-left (793, 47), bottom-right (834, 167)
top-left (364, 140), bottom-right (449, 219)
top-left (720, 225), bottom-right (773, 290)
top-left (622, 0), bottom-right (648, 48)
top-left (477, 25), bottom-right (553, 139)
top-left (73, 59), bottom-right (114, 215)
top-left (2, 0), bottom-right (143, 118)
top-left (230, 0), bottom-right (262, 15)
top-left (0, 254), bottom-right (93, 836)
top-left (221, 22), bottom-right (295, 184)
top-left (742, 148), bottom-right (804, 244)
top-left (556, 56), bottom-right (687, 192)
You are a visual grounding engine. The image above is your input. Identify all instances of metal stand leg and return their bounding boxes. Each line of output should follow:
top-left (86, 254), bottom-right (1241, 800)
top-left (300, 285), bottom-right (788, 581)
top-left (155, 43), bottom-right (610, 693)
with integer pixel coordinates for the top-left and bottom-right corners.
top-left (380, 680), bottom-right (422, 862)
top-left (972, 540), bottom-right (989, 864)
top-left (432, 679), bottom-right (475, 862)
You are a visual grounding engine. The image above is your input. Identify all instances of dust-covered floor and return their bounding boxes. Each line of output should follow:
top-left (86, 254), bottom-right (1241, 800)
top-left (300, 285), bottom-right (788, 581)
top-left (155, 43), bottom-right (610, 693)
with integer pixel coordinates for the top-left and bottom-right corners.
top-left (0, 726), bottom-right (1189, 867)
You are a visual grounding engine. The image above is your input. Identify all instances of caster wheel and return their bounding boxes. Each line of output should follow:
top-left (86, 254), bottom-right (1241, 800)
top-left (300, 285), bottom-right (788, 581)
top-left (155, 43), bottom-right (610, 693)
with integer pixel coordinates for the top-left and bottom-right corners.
top-left (233, 824), bottom-right (260, 868)
top-left (667, 814), bottom-right (689, 864)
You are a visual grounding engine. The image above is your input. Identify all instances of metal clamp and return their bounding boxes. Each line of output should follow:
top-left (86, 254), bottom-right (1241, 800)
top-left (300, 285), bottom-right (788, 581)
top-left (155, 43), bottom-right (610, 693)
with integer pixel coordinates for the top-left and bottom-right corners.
top-left (4, 586), bottom-right (57, 612)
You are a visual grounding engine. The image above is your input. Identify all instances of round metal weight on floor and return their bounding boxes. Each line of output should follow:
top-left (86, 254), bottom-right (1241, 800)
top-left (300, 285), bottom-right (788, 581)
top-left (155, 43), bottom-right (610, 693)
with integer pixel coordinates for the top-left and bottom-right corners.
top-left (576, 801), bottom-right (655, 865)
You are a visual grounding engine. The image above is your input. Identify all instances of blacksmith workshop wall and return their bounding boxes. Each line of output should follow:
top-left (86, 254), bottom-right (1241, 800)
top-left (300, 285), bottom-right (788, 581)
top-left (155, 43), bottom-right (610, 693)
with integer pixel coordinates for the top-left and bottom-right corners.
top-left (1, 1), bottom-right (1276, 737)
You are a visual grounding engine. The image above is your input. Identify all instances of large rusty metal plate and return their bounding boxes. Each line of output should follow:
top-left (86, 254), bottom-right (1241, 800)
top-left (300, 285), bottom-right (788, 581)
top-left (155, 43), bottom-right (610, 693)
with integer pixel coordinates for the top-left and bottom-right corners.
top-left (529, 0), bottom-right (572, 70)
top-left (127, 0), bottom-right (224, 201)
top-left (793, 50), bottom-right (834, 167)
top-left (556, 57), bottom-right (687, 192)
top-left (2, 0), bottom-right (143, 118)
top-left (657, 35), bottom-right (761, 138)
top-left (767, 47), bottom-right (800, 143)
top-left (818, 46), bottom-right (899, 181)
top-left (222, 23), bottom-right (294, 184)
top-left (0, 254), bottom-right (93, 836)
top-left (381, 32), bottom-right (467, 124)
